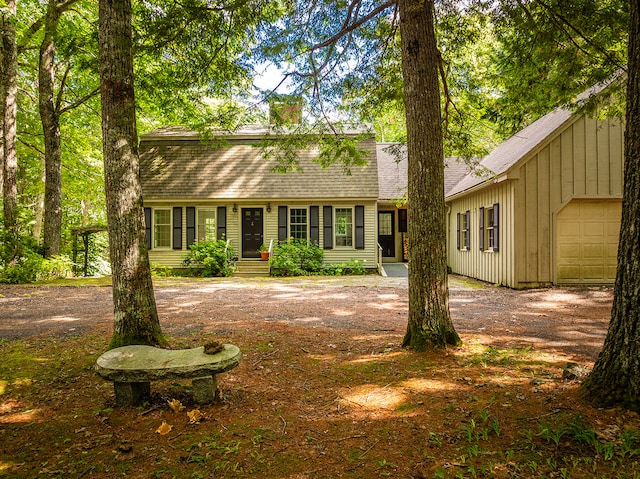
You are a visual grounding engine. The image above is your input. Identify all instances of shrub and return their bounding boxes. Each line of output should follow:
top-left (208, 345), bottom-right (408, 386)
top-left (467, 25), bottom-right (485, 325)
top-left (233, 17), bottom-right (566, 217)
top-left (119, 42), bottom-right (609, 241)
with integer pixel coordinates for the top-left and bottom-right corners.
top-left (270, 239), bottom-right (323, 276)
top-left (0, 253), bottom-right (73, 284)
top-left (183, 240), bottom-right (235, 277)
top-left (322, 259), bottom-right (366, 276)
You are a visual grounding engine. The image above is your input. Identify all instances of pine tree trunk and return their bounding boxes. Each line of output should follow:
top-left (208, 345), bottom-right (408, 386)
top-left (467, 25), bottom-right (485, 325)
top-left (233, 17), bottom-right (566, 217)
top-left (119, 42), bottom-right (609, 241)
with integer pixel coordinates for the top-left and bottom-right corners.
top-left (2, 0), bottom-right (18, 252)
top-left (98, 0), bottom-right (164, 348)
top-left (581, 1), bottom-right (640, 411)
top-left (398, 0), bottom-right (461, 350)
top-left (40, 1), bottom-right (62, 258)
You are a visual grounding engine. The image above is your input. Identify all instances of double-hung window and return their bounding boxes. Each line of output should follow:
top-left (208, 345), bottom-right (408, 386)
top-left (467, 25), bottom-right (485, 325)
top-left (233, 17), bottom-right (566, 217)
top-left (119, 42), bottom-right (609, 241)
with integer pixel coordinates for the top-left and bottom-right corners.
top-left (457, 210), bottom-right (470, 250)
top-left (479, 203), bottom-right (499, 252)
top-left (153, 209), bottom-right (171, 248)
top-left (335, 208), bottom-right (353, 247)
top-left (197, 209), bottom-right (216, 242)
top-left (290, 208), bottom-right (308, 240)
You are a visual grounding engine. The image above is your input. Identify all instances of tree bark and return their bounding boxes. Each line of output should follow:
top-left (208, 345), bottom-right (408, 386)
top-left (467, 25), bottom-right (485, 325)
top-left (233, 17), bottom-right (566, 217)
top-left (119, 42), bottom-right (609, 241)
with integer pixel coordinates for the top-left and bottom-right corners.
top-left (39, 0), bottom-right (63, 257)
top-left (398, 0), bottom-right (461, 350)
top-left (98, 0), bottom-right (164, 348)
top-left (2, 0), bottom-right (18, 253)
top-left (581, 0), bottom-right (640, 411)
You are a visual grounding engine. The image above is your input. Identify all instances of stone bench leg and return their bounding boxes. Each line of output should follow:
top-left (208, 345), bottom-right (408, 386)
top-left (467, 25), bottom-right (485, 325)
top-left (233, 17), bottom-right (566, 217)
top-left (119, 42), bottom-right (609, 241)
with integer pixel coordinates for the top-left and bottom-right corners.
top-left (192, 375), bottom-right (217, 404)
top-left (114, 381), bottom-right (151, 407)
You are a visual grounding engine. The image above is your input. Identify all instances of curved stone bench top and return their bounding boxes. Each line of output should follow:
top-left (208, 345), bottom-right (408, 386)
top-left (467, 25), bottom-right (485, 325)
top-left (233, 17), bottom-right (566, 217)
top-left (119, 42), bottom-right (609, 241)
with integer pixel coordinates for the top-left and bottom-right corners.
top-left (95, 344), bottom-right (241, 383)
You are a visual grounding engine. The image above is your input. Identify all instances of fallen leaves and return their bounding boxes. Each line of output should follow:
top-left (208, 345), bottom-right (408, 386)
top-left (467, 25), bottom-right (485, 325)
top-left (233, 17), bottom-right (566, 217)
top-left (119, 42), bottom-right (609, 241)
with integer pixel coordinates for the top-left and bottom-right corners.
top-left (156, 421), bottom-right (172, 435)
top-left (155, 401), bottom-right (206, 436)
top-left (187, 409), bottom-right (203, 424)
top-left (167, 398), bottom-right (185, 412)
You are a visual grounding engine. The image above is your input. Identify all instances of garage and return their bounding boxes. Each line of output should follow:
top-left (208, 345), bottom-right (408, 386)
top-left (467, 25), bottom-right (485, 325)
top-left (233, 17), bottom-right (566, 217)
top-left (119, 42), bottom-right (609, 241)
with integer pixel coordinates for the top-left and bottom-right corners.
top-left (556, 200), bottom-right (622, 284)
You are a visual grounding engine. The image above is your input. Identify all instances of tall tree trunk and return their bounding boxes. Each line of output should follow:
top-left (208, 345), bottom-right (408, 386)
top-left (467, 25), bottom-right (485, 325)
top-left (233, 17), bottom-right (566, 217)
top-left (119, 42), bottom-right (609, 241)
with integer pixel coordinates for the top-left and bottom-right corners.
top-left (2, 0), bottom-right (18, 255)
top-left (98, 0), bottom-right (164, 348)
top-left (39, 1), bottom-right (63, 257)
top-left (33, 160), bottom-right (46, 241)
top-left (581, 1), bottom-right (640, 411)
top-left (398, 0), bottom-right (461, 350)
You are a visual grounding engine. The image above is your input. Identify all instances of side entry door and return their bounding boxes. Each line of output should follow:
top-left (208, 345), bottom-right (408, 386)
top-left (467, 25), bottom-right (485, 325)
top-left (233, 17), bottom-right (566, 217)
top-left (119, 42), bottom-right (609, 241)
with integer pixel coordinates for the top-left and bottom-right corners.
top-left (378, 211), bottom-right (395, 258)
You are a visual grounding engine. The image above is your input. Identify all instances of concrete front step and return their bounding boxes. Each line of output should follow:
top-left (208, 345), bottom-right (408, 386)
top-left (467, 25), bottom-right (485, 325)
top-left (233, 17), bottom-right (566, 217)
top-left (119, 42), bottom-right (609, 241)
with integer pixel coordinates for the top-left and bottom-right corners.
top-left (234, 260), bottom-right (270, 277)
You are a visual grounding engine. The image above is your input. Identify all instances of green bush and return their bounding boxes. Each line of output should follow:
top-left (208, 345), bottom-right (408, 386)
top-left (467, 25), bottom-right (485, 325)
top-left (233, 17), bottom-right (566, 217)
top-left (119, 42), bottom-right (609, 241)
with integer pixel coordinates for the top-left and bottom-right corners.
top-left (183, 239), bottom-right (235, 277)
top-left (322, 259), bottom-right (366, 276)
top-left (0, 253), bottom-right (73, 284)
top-left (270, 239), bottom-right (323, 276)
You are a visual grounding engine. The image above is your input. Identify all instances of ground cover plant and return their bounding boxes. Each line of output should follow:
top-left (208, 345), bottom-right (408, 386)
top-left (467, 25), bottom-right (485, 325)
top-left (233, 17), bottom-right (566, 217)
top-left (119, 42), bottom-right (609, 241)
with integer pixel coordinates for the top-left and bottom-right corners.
top-left (1, 276), bottom-right (639, 478)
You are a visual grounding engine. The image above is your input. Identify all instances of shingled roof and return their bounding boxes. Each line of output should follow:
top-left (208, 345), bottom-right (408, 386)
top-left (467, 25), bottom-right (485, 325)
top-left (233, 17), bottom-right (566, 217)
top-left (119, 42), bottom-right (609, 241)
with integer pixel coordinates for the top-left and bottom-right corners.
top-left (376, 143), bottom-right (472, 200)
top-left (139, 126), bottom-right (379, 201)
top-left (445, 75), bottom-right (621, 199)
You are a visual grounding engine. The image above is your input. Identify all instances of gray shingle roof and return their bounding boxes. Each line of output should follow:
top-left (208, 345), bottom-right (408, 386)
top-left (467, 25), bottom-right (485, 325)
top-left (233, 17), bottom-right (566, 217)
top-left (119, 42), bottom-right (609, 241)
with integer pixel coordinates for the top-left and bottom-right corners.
top-left (445, 76), bottom-right (620, 198)
top-left (376, 143), bottom-right (472, 200)
top-left (139, 126), bottom-right (379, 200)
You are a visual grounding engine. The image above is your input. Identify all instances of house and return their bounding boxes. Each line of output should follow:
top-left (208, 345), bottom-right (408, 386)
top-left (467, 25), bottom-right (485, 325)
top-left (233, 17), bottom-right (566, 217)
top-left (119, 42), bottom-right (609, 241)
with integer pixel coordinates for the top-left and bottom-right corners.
top-left (375, 143), bottom-right (471, 263)
top-left (139, 80), bottom-right (624, 286)
top-left (138, 125), bottom-right (380, 272)
top-left (445, 84), bottom-right (624, 288)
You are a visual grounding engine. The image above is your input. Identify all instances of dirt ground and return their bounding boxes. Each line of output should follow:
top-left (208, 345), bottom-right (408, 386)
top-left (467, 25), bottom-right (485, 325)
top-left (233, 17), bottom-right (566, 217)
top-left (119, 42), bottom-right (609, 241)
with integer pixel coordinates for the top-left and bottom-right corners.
top-left (0, 274), bottom-right (613, 363)
top-left (1, 274), bottom-right (638, 479)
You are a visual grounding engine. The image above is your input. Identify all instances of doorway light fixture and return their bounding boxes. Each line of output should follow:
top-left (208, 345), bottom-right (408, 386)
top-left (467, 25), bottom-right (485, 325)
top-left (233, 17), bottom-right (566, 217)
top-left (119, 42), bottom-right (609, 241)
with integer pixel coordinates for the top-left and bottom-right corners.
top-left (232, 203), bottom-right (238, 213)
top-left (267, 203), bottom-right (272, 213)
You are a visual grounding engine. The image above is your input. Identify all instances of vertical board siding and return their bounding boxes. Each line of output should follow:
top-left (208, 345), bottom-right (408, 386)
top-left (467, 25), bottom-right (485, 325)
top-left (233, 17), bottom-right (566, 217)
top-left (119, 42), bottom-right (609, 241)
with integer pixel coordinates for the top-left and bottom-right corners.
top-left (512, 113), bottom-right (623, 287)
top-left (448, 112), bottom-right (623, 289)
top-left (609, 118), bottom-right (624, 196)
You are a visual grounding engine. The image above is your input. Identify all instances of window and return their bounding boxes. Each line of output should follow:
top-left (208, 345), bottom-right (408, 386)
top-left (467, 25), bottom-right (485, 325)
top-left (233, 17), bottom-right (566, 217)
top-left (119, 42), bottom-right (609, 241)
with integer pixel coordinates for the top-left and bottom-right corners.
top-left (335, 208), bottom-right (353, 247)
top-left (197, 209), bottom-right (216, 242)
top-left (457, 210), bottom-right (470, 250)
top-left (290, 208), bottom-right (308, 240)
top-left (480, 203), bottom-right (500, 252)
top-left (379, 212), bottom-right (393, 235)
top-left (153, 209), bottom-right (171, 248)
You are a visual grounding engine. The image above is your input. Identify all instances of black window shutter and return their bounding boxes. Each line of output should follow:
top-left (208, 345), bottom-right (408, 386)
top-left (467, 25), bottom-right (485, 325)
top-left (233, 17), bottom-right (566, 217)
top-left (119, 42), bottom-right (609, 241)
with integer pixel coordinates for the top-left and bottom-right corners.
top-left (172, 207), bottom-right (183, 250)
top-left (278, 206), bottom-right (288, 241)
top-left (217, 206), bottom-right (227, 240)
top-left (493, 203), bottom-right (500, 252)
top-left (456, 212), bottom-right (460, 250)
top-left (323, 206), bottom-right (333, 249)
top-left (465, 210), bottom-right (471, 249)
top-left (479, 207), bottom-right (485, 251)
top-left (398, 209), bottom-right (408, 233)
top-left (186, 207), bottom-right (196, 247)
top-left (355, 205), bottom-right (365, 249)
top-left (144, 207), bottom-right (152, 250)
top-left (310, 206), bottom-right (319, 244)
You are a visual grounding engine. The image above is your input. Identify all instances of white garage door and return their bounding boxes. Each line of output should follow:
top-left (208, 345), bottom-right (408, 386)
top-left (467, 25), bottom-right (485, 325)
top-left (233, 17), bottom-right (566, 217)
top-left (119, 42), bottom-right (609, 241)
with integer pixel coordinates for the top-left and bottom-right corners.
top-left (556, 200), bottom-right (621, 284)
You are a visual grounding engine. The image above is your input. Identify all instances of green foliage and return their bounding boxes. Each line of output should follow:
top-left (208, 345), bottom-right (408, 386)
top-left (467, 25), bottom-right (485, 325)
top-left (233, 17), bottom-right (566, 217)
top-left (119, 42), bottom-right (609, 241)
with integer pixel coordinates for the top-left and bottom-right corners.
top-left (269, 240), bottom-right (366, 276)
top-left (0, 230), bottom-right (74, 284)
top-left (322, 259), bottom-right (365, 276)
top-left (269, 239), bottom-right (323, 276)
top-left (183, 240), bottom-right (235, 277)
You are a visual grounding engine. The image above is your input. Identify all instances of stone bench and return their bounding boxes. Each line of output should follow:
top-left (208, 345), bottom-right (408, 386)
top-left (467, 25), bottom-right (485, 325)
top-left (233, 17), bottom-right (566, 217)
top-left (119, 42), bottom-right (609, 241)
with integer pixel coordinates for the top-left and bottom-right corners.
top-left (95, 344), bottom-right (241, 406)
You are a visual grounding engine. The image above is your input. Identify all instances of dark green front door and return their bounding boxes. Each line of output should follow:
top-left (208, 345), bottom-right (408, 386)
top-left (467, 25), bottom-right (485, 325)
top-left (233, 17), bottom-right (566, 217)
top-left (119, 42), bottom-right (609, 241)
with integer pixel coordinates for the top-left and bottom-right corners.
top-left (242, 208), bottom-right (263, 258)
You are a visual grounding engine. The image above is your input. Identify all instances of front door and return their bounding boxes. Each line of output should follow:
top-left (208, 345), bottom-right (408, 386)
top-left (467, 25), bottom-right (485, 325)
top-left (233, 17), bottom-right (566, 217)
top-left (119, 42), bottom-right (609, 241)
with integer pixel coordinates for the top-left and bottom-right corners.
top-left (242, 208), bottom-right (263, 258)
top-left (378, 211), bottom-right (395, 258)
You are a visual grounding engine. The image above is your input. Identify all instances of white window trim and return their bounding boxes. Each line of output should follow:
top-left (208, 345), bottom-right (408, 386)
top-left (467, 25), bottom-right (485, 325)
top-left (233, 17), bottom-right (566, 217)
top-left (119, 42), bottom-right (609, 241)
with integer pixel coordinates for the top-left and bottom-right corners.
top-left (334, 207), bottom-right (354, 248)
top-left (153, 207), bottom-right (172, 249)
top-left (197, 208), bottom-right (217, 243)
top-left (289, 207), bottom-right (309, 241)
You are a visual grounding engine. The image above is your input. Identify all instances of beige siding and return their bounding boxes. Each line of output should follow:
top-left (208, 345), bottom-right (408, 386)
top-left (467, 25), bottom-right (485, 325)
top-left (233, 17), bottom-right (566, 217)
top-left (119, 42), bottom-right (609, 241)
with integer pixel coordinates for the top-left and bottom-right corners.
top-left (556, 200), bottom-right (621, 283)
top-left (511, 114), bottom-right (624, 287)
top-left (146, 200), bottom-right (378, 270)
top-left (447, 181), bottom-right (515, 287)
